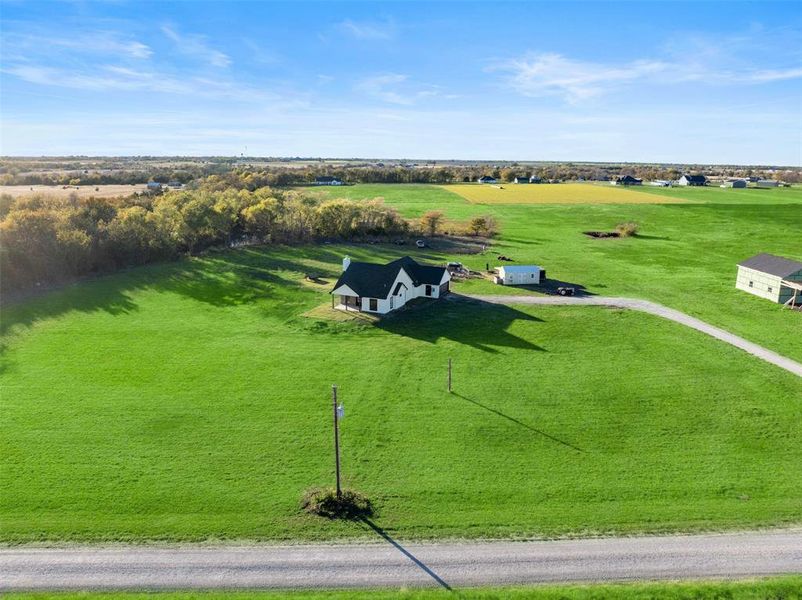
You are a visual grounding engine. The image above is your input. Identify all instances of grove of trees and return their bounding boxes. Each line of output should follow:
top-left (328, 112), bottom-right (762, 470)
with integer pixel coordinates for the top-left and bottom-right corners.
top-left (1, 179), bottom-right (497, 295)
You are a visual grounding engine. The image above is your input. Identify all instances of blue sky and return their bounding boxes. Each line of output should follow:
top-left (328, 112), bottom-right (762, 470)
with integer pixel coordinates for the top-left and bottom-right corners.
top-left (1, 1), bottom-right (800, 164)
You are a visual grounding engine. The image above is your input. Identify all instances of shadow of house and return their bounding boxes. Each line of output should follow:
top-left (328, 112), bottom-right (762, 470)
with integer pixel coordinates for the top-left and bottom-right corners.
top-left (376, 295), bottom-right (545, 353)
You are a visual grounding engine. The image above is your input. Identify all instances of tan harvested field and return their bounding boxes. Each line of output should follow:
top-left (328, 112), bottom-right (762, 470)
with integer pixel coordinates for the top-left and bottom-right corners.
top-left (0, 184), bottom-right (149, 198)
top-left (441, 182), bottom-right (689, 204)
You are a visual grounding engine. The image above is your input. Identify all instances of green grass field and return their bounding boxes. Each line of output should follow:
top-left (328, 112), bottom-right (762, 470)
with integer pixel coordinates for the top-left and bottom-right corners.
top-left (2, 182), bottom-right (801, 543)
top-left (323, 184), bottom-right (802, 362)
top-left (2, 241), bottom-right (801, 543)
top-left (8, 576), bottom-right (802, 599)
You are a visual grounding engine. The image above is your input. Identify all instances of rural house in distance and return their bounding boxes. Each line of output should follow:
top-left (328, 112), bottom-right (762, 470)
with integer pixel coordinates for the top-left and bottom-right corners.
top-left (314, 176), bottom-right (344, 186)
top-left (477, 175), bottom-right (497, 184)
top-left (331, 256), bottom-right (451, 314)
top-left (678, 174), bottom-right (707, 186)
top-left (611, 175), bottom-right (642, 186)
top-left (736, 253), bottom-right (802, 306)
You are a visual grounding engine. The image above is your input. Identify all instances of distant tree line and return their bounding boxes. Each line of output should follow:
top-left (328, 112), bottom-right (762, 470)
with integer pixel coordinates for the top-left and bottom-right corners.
top-left (0, 187), bottom-right (399, 294)
top-left (1, 182), bottom-right (496, 295)
top-left (2, 158), bottom-right (798, 187)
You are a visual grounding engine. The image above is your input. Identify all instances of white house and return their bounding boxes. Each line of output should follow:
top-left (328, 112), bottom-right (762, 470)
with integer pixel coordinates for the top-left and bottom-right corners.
top-left (331, 256), bottom-right (451, 314)
top-left (513, 176), bottom-right (529, 184)
top-left (478, 175), bottom-right (497, 184)
top-left (736, 253), bottom-right (802, 306)
top-left (315, 176), bottom-right (344, 186)
top-left (611, 175), bottom-right (642, 186)
top-left (678, 174), bottom-right (707, 186)
top-left (495, 265), bottom-right (543, 285)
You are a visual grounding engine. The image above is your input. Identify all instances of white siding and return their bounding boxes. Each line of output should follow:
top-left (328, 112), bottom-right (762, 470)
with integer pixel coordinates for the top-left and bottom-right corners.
top-left (497, 266), bottom-right (541, 285)
top-left (735, 266), bottom-right (782, 302)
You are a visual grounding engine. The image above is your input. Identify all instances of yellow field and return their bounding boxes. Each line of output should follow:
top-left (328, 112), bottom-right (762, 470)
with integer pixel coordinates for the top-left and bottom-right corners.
top-left (441, 182), bottom-right (687, 205)
top-left (0, 184), bottom-right (149, 199)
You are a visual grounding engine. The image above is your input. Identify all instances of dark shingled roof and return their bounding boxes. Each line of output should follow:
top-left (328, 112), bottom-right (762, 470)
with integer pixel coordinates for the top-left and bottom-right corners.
top-left (738, 253), bottom-right (802, 278)
top-left (682, 174), bottom-right (707, 183)
top-left (331, 256), bottom-right (446, 298)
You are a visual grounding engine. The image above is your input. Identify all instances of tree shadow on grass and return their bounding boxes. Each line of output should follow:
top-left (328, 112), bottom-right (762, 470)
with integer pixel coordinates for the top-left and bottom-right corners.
top-left (358, 517), bottom-right (452, 591)
top-left (452, 392), bottom-right (584, 453)
top-left (0, 245), bottom-right (346, 337)
top-left (376, 296), bottom-right (546, 353)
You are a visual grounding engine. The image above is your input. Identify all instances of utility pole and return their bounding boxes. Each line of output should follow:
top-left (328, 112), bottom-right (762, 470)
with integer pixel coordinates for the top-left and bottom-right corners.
top-left (332, 384), bottom-right (342, 500)
top-left (448, 358), bottom-right (452, 393)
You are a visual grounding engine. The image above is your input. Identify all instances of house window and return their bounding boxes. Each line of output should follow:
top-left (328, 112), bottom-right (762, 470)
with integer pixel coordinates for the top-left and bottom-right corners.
top-left (390, 297), bottom-right (393, 309)
top-left (531, 273), bottom-right (535, 278)
top-left (748, 281), bottom-right (753, 287)
top-left (369, 298), bottom-right (378, 311)
top-left (767, 286), bottom-right (773, 293)
top-left (425, 285), bottom-right (432, 296)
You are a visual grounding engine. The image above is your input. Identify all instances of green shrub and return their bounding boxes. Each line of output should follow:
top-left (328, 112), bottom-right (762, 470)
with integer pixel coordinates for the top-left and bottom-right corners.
top-left (615, 221), bottom-right (640, 237)
top-left (301, 488), bottom-right (373, 520)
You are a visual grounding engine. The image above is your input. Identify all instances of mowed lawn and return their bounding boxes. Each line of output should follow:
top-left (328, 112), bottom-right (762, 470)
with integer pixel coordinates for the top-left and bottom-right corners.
top-left (322, 184), bottom-right (802, 363)
top-left (7, 577), bottom-right (802, 599)
top-left (2, 246), bottom-right (801, 543)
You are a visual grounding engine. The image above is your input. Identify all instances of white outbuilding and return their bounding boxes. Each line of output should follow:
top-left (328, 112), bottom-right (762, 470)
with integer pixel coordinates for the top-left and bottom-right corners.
top-left (736, 253), bottom-right (802, 306)
top-left (495, 265), bottom-right (543, 285)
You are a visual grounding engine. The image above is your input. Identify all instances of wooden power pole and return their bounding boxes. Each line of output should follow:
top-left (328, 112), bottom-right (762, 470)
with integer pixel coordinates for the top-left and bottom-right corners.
top-left (332, 384), bottom-right (342, 500)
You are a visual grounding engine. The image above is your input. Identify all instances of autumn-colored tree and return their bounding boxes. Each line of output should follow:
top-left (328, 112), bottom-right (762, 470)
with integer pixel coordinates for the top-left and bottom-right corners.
top-left (420, 211), bottom-right (443, 236)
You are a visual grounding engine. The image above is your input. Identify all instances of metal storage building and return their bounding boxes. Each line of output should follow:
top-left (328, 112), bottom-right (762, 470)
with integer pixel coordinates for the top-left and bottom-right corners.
top-left (495, 265), bottom-right (543, 285)
top-left (736, 253), bottom-right (802, 306)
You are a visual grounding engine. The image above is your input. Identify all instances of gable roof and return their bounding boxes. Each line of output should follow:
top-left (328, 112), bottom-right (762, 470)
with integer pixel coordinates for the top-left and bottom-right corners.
top-left (478, 175), bottom-right (496, 181)
top-left (616, 175), bottom-right (642, 183)
top-left (738, 253), bottom-right (802, 278)
top-left (499, 265), bottom-right (541, 273)
top-left (681, 174), bottom-right (706, 182)
top-left (331, 256), bottom-right (447, 298)
top-left (315, 175), bottom-right (340, 182)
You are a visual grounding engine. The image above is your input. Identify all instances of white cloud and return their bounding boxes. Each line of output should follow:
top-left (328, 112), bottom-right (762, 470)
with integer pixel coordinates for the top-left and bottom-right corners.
top-left (493, 53), bottom-right (667, 102)
top-left (337, 18), bottom-right (395, 40)
top-left (494, 31), bottom-right (802, 103)
top-left (355, 73), bottom-right (448, 105)
top-left (161, 25), bottom-right (230, 67)
top-left (2, 30), bottom-right (153, 61)
top-left (1, 63), bottom-right (281, 102)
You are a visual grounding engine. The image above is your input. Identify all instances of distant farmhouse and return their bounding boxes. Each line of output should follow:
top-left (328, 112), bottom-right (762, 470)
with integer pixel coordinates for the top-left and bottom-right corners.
top-left (478, 175), bottom-right (497, 184)
top-left (736, 253), bottom-right (802, 306)
top-left (315, 176), bottom-right (344, 186)
top-left (756, 179), bottom-right (779, 188)
top-left (720, 180), bottom-right (747, 188)
top-left (529, 175), bottom-right (542, 183)
top-left (611, 175), bottom-right (642, 186)
top-left (678, 174), bottom-right (707, 186)
top-left (331, 256), bottom-right (451, 314)
top-left (513, 176), bottom-right (529, 184)
top-left (650, 180), bottom-right (671, 187)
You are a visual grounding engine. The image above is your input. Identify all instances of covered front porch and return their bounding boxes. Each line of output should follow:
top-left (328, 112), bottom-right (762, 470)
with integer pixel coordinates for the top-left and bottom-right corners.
top-left (332, 294), bottom-right (362, 312)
